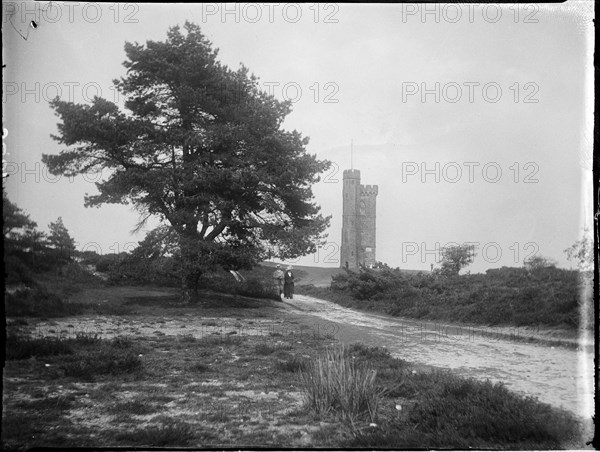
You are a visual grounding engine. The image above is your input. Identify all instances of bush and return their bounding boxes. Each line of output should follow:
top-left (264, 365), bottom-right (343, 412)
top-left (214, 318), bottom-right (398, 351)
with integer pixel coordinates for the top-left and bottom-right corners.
top-left (95, 254), bottom-right (120, 273)
top-left (300, 345), bottom-right (382, 422)
top-left (236, 276), bottom-right (280, 300)
top-left (337, 346), bottom-right (582, 449)
top-left (114, 420), bottom-right (196, 446)
top-left (276, 356), bottom-right (307, 373)
top-left (254, 343), bottom-right (277, 355)
top-left (5, 334), bottom-right (74, 360)
top-left (60, 346), bottom-right (143, 379)
top-left (4, 254), bottom-right (36, 286)
top-left (201, 271), bottom-right (280, 301)
top-left (350, 369), bottom-right (581, 449)
top-left (5, 286), bottom-right (85, 318)
top-left (316, 266), bottom-right (582, 329)
top-left (77, 250), bottom-right (102, 266)
top-left (108, 255), bottom-right (180, 287)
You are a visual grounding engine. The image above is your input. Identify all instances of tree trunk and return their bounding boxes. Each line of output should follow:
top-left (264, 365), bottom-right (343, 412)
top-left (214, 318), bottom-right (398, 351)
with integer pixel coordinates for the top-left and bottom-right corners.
top-left (179, 233), bottom-right (203, 304)
top-left (181, 268), bottom-right (201, 304)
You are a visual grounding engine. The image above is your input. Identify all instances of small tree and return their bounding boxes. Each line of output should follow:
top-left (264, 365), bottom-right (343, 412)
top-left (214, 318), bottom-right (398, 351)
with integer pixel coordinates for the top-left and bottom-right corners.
top-left (3, 190), bottom-right (38, 242)
top-left (523, 255), bottom-right (557, 272)
top-left (564, 228), bottom-right (594, 272)
top-left (22, 229), bottom-right (48, 266)
top-left (47, 217), bottom-right (76, 260)
top-left (439, 244), bottom-right (476, 276)
top-left (3, 191), bottom-right (52, 271)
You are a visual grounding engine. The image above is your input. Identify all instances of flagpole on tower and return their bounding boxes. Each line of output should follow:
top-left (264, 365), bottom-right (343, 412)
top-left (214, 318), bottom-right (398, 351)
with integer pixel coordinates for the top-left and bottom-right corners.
top-left (350, 139), bottom-right (354, 170)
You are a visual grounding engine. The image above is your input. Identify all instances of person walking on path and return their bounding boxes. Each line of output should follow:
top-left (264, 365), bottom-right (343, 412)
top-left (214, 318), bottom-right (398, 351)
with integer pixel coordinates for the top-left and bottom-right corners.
top-left (272, 265), bottom-right (284, 301)
top-left (283, 265), bottom-right (295, 299)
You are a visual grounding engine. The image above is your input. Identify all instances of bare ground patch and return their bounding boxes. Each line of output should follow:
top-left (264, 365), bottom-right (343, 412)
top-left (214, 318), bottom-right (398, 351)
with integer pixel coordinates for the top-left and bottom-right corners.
top-left (3, 288), bottom-right (346, 448)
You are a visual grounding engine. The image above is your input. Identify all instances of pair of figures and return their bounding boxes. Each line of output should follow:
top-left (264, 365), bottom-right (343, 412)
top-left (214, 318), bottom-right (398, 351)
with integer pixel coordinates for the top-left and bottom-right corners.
top-left (273, 264), bottom-right (295, 300)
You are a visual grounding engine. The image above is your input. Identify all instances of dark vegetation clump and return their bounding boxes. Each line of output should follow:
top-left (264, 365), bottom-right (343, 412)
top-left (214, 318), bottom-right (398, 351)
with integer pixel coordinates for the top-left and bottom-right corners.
top-left (114, 419), bottom-right (197, 446)
top-left (59, 346), bottom-right (143, 379)
top-left (5, 286), bottom-right (86, 318)
top-left (346, 362), bottom-right (581, 449)
top-left (299, 265), bottom-right (583, 328)
top-left (6, 334), bottom-right (144, 380)
top-left (101, 251), bottom-right (281, 301)
top-left (202, 272), bottom-right (281, 301)
top-left (5, 334), bottom-right (75, 360)
top-left (104, 253), bottom-right (181, 287)
top-left (296, 343), bottom-right (581, 449)
top-left (276, 355), bottom-right (308, 373)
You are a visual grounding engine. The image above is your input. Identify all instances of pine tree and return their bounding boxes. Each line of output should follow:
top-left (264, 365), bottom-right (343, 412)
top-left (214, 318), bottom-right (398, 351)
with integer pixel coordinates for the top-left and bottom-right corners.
top-left (47, 217), bottom-right (76, 260)
top-left (42, 22), bottom-right (331, 303)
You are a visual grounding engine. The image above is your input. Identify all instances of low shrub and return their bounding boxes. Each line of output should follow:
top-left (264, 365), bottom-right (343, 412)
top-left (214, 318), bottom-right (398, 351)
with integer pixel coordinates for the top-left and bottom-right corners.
top-left (5, 334), bottom-right (74, 360)
top-left (4, 254), bottom-right (36, 286)
top-left (254, 343), bottom-right (277, 355)
top-left (114, 419), bottom-right (197, 446)
top-left (237, 276), bottom-right (280, 301)
top-left (60, 347), bottom-right (143, 379)
top-left (5, 286), bottom-right (85, 318)
top-left (188, 362), bottom-right (210, 373)
top-left (201, 271), bottom-right (280, 301)
top-left (108, 255), bottom-right (181, 287)
top-left (95, 254), bottom-right (120, 273)
top-left (349, 369), bottom-right (581, 449)
top-left (276, 356), bottom-right (307, 373)
top-left (303, 266), bottom-right (583, 329)
top-left (326, 345), bottom-right (584, 449)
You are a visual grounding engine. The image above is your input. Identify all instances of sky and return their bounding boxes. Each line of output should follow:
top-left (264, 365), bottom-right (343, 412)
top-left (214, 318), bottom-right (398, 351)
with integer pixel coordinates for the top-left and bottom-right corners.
top-left (2, 2), bottom-right (594, 273)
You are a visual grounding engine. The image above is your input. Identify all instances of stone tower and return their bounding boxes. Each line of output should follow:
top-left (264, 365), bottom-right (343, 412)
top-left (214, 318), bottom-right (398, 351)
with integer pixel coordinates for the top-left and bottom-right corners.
top-left (341, 169), bottom-right (378, 269)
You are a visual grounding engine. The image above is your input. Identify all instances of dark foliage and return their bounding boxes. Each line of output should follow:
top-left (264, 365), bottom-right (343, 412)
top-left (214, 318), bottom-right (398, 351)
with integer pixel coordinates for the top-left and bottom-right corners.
top-left (5, 335), bottom-right (75, 360)
top-left (348, 365), bottom-right (580, 449)
top-left (302, 265), bottom-right (582, 328)
top-left (5, 286), bottom-right (86, 318)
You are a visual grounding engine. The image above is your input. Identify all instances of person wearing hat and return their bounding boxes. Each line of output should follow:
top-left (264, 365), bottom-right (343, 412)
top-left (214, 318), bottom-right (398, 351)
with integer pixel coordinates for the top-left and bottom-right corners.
top-left (272, 264), bottom-right (284, 301)
top-left (283, 265), bottom-right (295, 299)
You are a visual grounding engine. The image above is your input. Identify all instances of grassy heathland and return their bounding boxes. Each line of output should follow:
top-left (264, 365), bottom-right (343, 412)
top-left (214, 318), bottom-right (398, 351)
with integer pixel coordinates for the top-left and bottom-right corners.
top-left (296, 265), bottom-right (589, 330)
top-left (2, 270), bottom-right (586, 449)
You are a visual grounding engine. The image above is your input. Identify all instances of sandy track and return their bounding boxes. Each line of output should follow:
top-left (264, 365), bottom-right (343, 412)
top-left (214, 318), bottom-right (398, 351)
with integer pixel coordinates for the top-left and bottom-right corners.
top-left (278, 294), bottom-right (594, 422)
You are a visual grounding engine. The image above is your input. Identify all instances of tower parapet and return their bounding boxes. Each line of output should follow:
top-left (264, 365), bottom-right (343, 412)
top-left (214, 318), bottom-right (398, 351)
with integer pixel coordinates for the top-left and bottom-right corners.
top-left (360, 185), bottom-right (379, 196)
top-left (343, 169), bottom-right (361, 179)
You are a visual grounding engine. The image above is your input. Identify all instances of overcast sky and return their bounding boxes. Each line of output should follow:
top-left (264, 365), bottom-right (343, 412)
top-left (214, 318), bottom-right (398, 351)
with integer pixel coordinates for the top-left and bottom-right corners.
top-left (3, 2), bottom-right (594, 272)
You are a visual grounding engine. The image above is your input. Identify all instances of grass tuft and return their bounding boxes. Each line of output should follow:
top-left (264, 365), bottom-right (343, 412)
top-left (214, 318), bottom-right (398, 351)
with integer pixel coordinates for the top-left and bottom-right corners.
top-left (299, 344), bottom-right (382, 423)
top-left (276, 356), bottom-right (307, 373)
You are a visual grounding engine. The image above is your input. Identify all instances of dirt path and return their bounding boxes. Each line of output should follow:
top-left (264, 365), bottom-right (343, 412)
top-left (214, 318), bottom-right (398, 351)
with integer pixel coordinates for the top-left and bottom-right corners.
top-left (277, 294), bottom-right (594, 421)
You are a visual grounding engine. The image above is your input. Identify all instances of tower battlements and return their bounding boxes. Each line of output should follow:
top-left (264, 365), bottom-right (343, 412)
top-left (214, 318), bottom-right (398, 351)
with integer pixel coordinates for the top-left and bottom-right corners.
top-left (360, 185), bottom-right (379, 196)
top-left (343, 169), bottom-right (361, 179)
